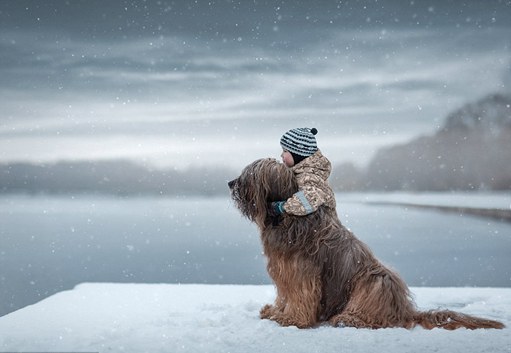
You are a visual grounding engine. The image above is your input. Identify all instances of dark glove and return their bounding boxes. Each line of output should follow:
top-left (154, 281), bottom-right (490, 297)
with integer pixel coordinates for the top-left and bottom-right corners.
top-left (268, 201), bottom-right (285, 226)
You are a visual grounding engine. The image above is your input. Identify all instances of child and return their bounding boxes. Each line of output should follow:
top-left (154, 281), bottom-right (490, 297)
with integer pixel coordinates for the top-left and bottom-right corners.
top-left (270, 127), bottom-right (336, 219)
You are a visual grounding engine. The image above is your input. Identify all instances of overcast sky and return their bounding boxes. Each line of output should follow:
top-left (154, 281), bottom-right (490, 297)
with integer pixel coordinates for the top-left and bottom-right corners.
top-left (1, 0), bottom-right (510, 170)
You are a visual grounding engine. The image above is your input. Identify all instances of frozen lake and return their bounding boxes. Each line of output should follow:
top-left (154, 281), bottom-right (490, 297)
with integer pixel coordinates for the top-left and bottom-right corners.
top-left (1, 193), bottom-right (510, 317)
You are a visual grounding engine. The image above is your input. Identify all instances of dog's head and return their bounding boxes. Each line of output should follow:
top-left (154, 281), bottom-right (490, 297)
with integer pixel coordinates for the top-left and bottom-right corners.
top-left (228, 158), bottom-right (297, 224)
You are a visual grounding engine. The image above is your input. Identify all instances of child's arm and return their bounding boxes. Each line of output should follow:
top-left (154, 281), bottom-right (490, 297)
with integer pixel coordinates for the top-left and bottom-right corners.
top-left (283, 186), bottom-right (329, 215)
top-left (272, 185), bottom-right (330, 216)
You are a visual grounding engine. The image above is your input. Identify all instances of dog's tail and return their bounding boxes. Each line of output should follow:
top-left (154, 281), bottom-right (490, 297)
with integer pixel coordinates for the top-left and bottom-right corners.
top-left (414, 310), bottom-right (504, 330)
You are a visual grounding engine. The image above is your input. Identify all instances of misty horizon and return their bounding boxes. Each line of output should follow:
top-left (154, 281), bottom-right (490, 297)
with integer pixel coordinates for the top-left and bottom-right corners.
top-left (2, 90), bottom-right (511, 195)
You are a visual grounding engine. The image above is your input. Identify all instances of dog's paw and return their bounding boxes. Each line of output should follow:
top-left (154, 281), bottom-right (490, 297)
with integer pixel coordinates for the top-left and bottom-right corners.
top-left (273, 314), bottom-right (313, 329)
top-left (260, 304), bottom-right (275, 319)
top-left (329, 317), bottom-right (346, 327)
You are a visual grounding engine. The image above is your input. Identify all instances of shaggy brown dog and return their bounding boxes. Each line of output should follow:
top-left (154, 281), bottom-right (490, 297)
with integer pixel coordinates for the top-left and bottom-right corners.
top-left (228, 158), bottom-right (504, 330)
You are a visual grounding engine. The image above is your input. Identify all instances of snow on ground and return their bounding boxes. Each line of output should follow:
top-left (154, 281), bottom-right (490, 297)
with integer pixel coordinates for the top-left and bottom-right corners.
top-left (0, 284), bottom-right (509, 353)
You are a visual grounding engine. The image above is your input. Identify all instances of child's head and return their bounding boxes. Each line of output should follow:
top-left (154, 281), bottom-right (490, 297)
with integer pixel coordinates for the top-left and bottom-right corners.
top-left (280, 127), bottom-right (318, 167)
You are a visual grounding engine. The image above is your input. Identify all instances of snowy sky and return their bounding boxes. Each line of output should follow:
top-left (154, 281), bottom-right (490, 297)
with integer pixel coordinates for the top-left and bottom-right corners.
top-left (1, 0), bottom-right (510, 169)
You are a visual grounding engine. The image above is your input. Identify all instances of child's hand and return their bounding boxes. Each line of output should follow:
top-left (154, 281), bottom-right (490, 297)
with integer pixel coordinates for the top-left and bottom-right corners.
top-left (268, 201), bottom-right (285, 226)
top-left (271, 201), bottom-right (285, 215)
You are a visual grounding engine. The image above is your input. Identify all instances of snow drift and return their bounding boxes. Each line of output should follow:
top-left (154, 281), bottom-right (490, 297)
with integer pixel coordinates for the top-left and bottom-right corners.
top-left (0, 284), bottom-right (509, 353)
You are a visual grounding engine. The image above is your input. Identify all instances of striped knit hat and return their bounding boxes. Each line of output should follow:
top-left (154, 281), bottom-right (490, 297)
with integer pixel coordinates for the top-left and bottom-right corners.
top-left (280, 127), bottom-right (318, 162)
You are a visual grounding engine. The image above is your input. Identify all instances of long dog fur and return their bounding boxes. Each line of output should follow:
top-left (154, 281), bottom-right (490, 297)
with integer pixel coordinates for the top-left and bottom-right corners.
top-left (228, 158), bottom-right (504, 330)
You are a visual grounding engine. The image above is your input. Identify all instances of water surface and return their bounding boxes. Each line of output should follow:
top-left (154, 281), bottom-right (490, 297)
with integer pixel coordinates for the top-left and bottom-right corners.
top-left (1, 194), bottom-right (510, 317)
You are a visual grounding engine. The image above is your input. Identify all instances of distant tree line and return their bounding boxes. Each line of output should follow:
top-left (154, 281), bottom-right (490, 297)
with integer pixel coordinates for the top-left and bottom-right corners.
top-left (0, 160), bottom-right (235, 197)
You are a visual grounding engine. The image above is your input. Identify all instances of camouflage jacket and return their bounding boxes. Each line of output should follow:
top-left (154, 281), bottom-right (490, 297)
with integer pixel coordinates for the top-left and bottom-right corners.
top-left (282, 150), bottom-right (336, 216)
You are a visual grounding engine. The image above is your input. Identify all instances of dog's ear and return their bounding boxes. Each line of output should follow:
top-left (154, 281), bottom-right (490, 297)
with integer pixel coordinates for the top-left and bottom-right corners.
top-left (265, 160), bottom-right (296, 201)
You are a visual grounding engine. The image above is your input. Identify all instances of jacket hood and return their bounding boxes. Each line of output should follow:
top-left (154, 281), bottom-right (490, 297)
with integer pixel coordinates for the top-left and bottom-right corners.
top-left (291, 150), bottom-right (331, 180)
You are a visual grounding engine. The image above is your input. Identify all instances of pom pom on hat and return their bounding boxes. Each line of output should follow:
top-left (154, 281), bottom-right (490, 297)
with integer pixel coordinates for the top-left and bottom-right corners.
top-left (280, 127), bottom-right (319, 157)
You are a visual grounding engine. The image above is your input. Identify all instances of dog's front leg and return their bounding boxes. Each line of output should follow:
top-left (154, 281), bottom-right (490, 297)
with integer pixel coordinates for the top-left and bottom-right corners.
top-left (260, 288), bottom-right (287, 319)
top-left (264, 268), bottom-right (321, 328)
